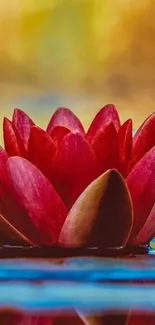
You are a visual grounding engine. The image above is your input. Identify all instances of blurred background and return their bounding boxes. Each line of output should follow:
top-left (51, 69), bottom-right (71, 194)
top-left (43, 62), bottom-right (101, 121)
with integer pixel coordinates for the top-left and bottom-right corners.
top-left (0, 0), bottom-right (154, 138)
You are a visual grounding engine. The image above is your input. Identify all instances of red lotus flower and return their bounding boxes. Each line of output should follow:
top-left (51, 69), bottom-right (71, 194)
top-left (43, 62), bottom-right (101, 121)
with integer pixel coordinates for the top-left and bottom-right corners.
top-left (1, 105), bottom-right (155, 248)
top-left (1, 104), bottom-right (155, 323)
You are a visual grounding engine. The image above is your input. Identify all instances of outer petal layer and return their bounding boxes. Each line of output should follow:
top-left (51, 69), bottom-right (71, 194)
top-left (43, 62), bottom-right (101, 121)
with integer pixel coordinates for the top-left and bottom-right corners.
top-left (52, 132), bottom-right (99, 209)
top-left (127, 145), bottom-right (155, 242)
top-left (0, 148), bottom-right (40, 244)
top-left (128, 112), bottom-right (155, 171)
top-left (132, 202), bottom-right (155, 245)
top-left (59, 169), bottom-right (133, 248)
top-left (46, 107), bottom-right (85, 136)
top-left (7, 157), bottom-right (68, 245)
top-left (86, 104), bottom-right (121, 141)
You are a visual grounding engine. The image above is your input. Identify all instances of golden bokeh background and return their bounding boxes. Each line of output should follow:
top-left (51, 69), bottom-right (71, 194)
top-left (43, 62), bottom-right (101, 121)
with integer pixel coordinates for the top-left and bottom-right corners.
top-left (0, 0), bottom-right (155, 139)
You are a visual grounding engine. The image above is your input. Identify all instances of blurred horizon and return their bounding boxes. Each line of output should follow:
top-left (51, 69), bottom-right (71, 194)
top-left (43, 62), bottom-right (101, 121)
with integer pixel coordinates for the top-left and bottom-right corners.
top-left (0, 0), bottom-right (155, 141)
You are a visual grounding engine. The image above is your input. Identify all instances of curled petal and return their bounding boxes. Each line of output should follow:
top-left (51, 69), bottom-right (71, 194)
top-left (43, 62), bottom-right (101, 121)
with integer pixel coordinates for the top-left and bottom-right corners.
top-left (7, 157), bottom-right (68, 246)
top-left (86, 104), bottom-right (121, 141)
top-left (28, 126), bottom-right (56, 180)
top-left (59, 169), bottom-right (133, 248)
top-left (128, 112), bottom-right (155, 171)
top-left (46, 107), bottom-right (85, 136)
top-left (118, 119), bottom-right (132, 177)
top-left (12, 108), bottom-right (35, 150)
top-left (127, 145), bottom-right (155, 242)
top-left (89, 122), bottom-right (119, 175)
top-left (52, 132), bottom-right (99, 209)
top-left (3, 118), bottom-right (25, 157)
top-left (50, 126), bottom-right (70, 147)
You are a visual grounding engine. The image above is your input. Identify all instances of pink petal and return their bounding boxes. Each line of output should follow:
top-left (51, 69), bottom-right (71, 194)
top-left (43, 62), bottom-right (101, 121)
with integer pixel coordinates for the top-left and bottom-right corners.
top-left (126, 145), bottom-right (155, 242)
top-left (28, 126), bottom-right (56, 181)
top-left (86, 104), bottom-right (121, 141)
top-left (59, 169), bottom-right (133, 248)
top-left (3, 118), bottom-right (26, 157)
top-left (118, 119), bottom-right (133, 177)
top-left (12, 108), bottom-right (35, 150)
top-left (51, 132), bottom-right (99, 209)
top-left (46, 107), bottom-right (85, 136)
top-left (7, 157), bottom-right (68, 245)
top-left (89, 122), bottom-right (120, 175)
top-left (50, 126), bottom-right (70, 147)
top-left (128, 112), bottom-right (155, 172)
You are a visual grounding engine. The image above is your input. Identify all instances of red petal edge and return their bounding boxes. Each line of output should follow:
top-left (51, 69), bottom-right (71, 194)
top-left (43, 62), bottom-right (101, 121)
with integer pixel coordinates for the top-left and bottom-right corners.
top-left (127, 145), bottom-right (155, 243)
top-left (86, 104), bottom-right (121, 141)
top-left (7, 157), bottom-right (68, 245)
top-left (51, 132), bottom-right (99, 209)
top-left (28, 126), bottom-right (56, 181)
top-left (46, 107), bottom-right (85, 136)
top-left (12, 108), bottom-right (35, 150)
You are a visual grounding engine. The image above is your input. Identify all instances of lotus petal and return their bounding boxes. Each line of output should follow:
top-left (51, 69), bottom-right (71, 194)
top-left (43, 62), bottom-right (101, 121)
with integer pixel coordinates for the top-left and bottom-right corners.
top-left (50, 125), bottom-right (70, 147)
top-left (0, 148), bottom-right (40, 244)
top-left (86, 104), bottom-right (121, 141)
top-left (3, 118), bottom-right (25, 157)
top-left (0, 189), bottom-right (41, 245)
top-left (46, 107), bottom-right (85, 136)
top-left (12, 108), bottom-right (35, 150)
top-left (0, 213), bottom-right (31, 245)
top-left (128, 112), bottom-right (155, 171)
top-left (89, 122), bottom-right (119, 175)
top-left (28, 126), bottom-right (56, 181)
top-left (59, 169), bottom-right (133, 248)
top-left (132, 202), bottom-right (155, 245)
top-left (7, 157), bottom-right (68, 245)
top-left (52, 132), bottom-right (99, 209)
top-left (126, 145), bottom-right (155, 242)
top-left (118, 119), bottom-right (132, 177)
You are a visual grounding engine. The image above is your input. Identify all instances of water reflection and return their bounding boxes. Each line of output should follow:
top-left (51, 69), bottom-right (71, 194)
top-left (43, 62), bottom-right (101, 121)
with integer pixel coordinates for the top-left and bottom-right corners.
top-left (0, 256), bottom-right (154, 323)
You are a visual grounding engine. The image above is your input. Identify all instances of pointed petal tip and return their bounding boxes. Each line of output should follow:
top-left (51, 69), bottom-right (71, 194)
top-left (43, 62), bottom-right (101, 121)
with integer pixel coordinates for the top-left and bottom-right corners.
top-left (86, 104), bottom-right (121, 141)
top-left (59, 168), bottom-right (133, 248)
top-left (46, 107), bottom-right (85, 136)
